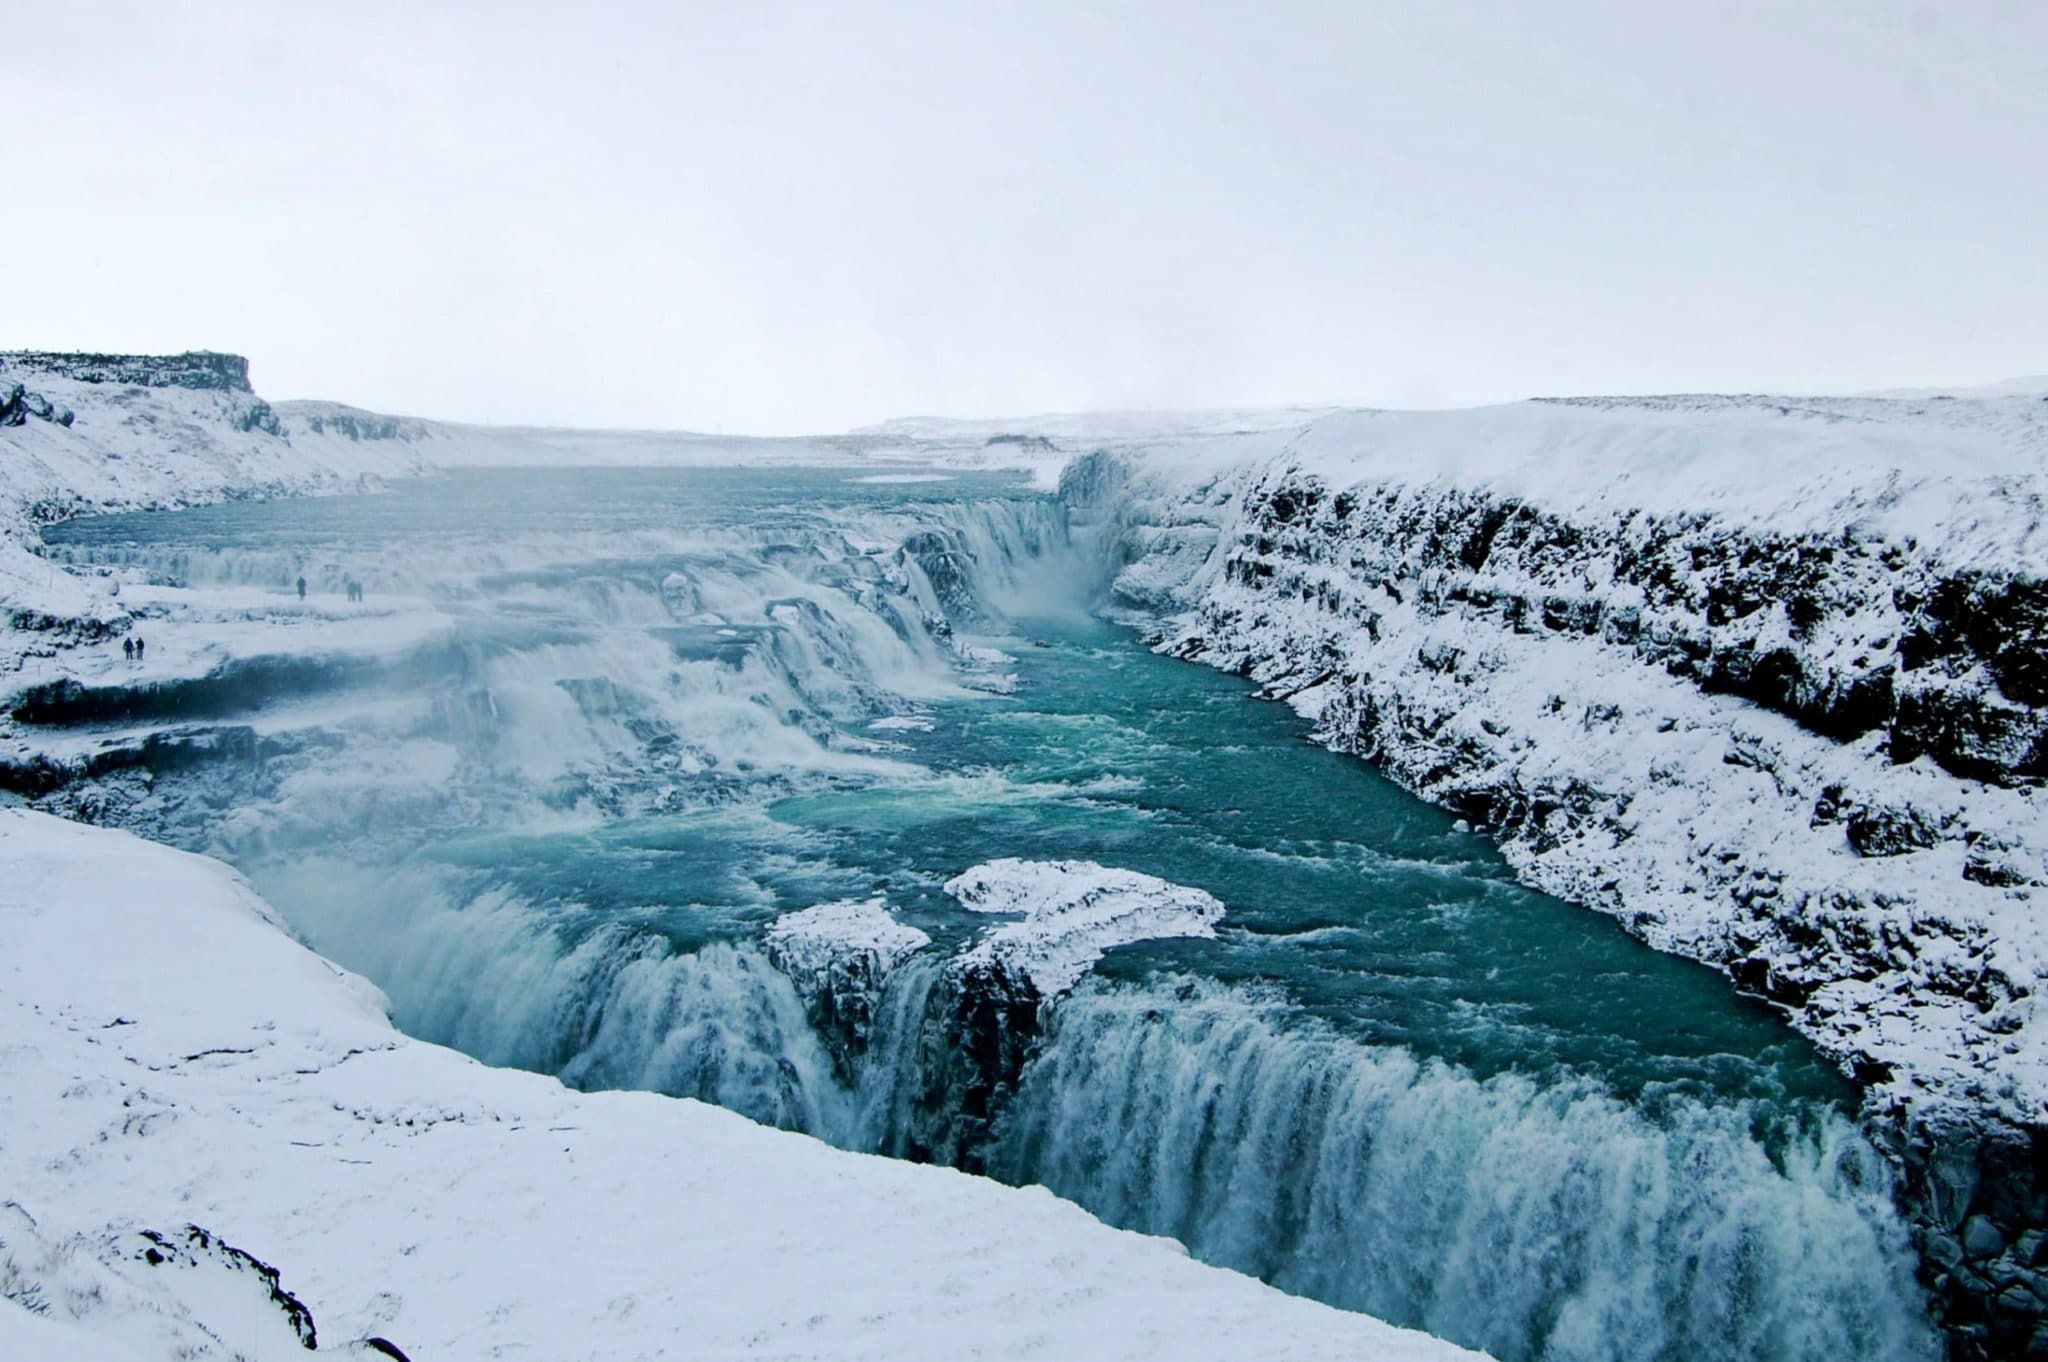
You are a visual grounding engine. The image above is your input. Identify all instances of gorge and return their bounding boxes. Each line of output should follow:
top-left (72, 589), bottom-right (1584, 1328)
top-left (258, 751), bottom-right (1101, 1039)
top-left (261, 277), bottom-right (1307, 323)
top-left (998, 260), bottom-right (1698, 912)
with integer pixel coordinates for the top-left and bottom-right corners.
top-left (3, 352), bottom-right (2044, 1360)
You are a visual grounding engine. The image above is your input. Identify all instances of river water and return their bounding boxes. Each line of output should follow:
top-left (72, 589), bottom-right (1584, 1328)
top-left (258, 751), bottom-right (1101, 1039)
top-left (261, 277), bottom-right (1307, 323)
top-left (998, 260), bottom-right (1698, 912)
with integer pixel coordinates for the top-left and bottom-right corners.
top-left (39, 467), bottom-right (1938, 1361)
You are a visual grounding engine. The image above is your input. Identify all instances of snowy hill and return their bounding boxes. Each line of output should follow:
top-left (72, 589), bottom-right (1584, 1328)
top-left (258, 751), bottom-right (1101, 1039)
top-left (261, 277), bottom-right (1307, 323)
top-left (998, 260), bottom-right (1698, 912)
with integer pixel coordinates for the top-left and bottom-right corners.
top-left (0, 809), bottom-right (1481, 1361)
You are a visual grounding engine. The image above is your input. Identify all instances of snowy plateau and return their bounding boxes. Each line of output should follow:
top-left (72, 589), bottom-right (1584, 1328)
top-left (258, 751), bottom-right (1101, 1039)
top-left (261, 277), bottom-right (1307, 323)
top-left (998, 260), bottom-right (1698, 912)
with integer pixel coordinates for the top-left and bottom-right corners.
top-left (2, 349), bottom-right (2046, 1358)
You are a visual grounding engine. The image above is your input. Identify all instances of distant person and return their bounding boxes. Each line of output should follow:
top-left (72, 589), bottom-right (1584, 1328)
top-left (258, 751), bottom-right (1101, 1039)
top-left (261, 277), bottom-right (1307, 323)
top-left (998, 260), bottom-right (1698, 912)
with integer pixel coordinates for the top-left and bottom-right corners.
top-left (133, 635), bottom-right (145, 661)
top-left (297, 575), bottom-right (307, 600)
top-left (122, 637), bottom-right (135, 661)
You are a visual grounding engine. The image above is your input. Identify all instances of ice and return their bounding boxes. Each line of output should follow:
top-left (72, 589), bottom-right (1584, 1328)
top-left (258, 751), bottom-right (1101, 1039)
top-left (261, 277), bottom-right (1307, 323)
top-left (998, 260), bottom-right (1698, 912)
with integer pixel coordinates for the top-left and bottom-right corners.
top-left (766, 895), bottom-right (933, 983)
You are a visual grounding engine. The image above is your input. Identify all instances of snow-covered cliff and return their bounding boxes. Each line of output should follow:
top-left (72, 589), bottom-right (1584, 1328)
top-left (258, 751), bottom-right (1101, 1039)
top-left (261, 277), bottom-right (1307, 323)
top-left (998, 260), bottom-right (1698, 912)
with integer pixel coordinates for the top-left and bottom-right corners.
top-left (1065, 388), bottom-right (2048, 1354)
top-left (0, 353), bottom-right (421, 661)
top-left (0, 808), bottom-right (1482, 1361)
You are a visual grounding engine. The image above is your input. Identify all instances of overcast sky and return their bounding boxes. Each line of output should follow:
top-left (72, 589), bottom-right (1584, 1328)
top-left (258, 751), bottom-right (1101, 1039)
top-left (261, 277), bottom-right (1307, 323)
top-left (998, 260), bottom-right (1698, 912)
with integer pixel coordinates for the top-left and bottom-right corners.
top-left (5, 1), bottom-right (2044, 432)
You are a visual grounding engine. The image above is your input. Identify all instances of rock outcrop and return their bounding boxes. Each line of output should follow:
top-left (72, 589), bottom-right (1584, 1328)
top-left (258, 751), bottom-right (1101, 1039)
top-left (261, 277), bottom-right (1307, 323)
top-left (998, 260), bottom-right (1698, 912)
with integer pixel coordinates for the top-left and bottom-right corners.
top-left (0, 349), bottom-right (254, 392)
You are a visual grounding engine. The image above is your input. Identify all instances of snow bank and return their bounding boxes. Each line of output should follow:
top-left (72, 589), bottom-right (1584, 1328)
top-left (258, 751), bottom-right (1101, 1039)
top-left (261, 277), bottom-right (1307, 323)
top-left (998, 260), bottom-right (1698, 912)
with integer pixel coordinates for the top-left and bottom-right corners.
top-left (0, 810), bottom-right (1479, 1361)
top-left (946, 857), bottom-right (1227, 995)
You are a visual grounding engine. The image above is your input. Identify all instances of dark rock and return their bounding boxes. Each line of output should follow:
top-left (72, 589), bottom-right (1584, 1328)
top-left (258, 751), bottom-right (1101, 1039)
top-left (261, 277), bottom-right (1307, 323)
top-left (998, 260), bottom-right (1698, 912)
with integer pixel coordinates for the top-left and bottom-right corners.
top-left (2001, 1283), bottom-right (2047, 1318)
top-left (292, 407), bottom-right (412, 441)
top-left (1846, 800), bottom-right (1945, 857)
top-left (135, 1224), bottom-right (318, 1349)
top-left (232, 398), bottom-right (283, 436)
top-left (1928, 1232), bottom-right (1966, 1270)
top-left (1966, 833), bottom-right (2047, 889)
top-left (0, 349), bottom-right (253, 391)
top-left (900, 530), bottom-right (983, 622)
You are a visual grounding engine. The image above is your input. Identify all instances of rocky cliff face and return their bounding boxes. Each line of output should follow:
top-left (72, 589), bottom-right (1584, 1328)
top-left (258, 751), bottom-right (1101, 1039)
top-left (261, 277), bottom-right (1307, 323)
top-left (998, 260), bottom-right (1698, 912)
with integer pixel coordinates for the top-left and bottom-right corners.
top-left (1066, 392), bottom-right (2048, 1359)
top-left (0, 349), bottom-right (254, 392)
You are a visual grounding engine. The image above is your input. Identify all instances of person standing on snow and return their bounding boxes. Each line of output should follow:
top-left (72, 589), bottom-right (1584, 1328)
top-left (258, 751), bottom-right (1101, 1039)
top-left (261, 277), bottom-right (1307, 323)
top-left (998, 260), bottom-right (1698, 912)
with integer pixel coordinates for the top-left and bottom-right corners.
top-left (122, 637), bottom-right (135, 662)
top-left (297, 575), bottom-right (307, 600)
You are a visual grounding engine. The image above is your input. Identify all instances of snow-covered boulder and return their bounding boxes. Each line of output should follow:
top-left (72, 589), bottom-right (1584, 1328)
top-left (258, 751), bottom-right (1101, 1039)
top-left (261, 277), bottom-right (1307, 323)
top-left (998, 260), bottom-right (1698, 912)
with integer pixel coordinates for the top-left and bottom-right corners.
top-left (946, 857), bottom-right (1226, 996)
top-left (765, 896), bottom-right (932, 1064)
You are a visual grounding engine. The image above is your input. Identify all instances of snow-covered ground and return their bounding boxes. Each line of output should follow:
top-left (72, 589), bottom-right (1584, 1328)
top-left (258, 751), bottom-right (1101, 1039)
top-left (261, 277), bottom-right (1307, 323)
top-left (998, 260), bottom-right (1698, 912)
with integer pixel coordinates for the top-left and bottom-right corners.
top-left (0, 809), bottom-right (1482, 1361)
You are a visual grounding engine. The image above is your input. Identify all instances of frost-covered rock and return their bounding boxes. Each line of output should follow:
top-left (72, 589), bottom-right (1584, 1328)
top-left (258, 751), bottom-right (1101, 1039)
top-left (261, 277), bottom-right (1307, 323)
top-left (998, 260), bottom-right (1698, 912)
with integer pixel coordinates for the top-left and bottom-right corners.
top-left (947, 857), bottom-right (1226, 996)
top-left (767, 896), bottom-right (932, 982)
top-left (765, 896), bottom-right (931, 1065)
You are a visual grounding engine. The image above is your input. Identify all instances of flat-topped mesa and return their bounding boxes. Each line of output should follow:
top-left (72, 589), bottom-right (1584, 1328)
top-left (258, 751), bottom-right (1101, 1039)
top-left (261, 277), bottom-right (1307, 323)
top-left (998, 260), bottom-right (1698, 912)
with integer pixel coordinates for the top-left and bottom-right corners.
top-left (0, 349), bottom-right (253, 393)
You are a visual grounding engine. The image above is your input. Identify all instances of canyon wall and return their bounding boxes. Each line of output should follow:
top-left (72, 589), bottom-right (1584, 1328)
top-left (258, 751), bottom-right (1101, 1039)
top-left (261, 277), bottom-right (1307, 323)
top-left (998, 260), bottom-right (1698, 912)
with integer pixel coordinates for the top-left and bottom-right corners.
top-left (1069, 391), bottom-right (2048, 1358)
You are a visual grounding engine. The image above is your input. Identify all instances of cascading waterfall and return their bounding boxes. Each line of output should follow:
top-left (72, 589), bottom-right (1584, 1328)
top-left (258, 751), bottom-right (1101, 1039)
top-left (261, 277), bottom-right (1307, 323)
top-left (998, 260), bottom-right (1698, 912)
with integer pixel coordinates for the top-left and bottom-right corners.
top-left (253, 856), bottom-right (1940, 1362)
top-left (254, 857), bottom-right (850, 1134)
top-left (990, 980), bottom-right (1933, 1362)
top-left (26, 469), bottom-right (1942, 1362)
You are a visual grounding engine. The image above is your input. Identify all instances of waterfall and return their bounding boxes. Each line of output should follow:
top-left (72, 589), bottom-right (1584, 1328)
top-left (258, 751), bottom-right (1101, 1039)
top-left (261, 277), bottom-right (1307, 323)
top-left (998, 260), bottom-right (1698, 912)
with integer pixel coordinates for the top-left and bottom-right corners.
top-left (281, 875), bottom-right (1933, 1362)
top-left (30, 473), bottom-right (1943, 1361)
top-left (991, 979), bottom-right (1935, 1362)
top-left (257, 856), bottom-right (849, 1133)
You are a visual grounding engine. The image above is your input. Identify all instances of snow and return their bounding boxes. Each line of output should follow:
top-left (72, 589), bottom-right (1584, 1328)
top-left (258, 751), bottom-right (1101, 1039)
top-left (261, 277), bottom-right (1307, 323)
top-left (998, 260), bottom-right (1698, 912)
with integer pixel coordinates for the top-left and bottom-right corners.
top-left (0, 353), bottom-right (1058, 662)
top-left (0, 809), bottom-right (1481, 1361)
top-left (861, 405), bottom-right (1344, 443)
top-left (765, 895), bottom-right (933, 982)
top-left (946, 858), bottom-right (1227, 995)
top-left (1080, 393), bottom-right (2048, 573)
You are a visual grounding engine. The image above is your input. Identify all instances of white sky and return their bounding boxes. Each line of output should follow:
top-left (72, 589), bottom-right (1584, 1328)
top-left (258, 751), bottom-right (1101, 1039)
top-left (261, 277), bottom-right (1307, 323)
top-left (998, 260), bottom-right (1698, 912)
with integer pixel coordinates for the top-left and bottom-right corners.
top-left (5, 1), bottom-right (2045, 432)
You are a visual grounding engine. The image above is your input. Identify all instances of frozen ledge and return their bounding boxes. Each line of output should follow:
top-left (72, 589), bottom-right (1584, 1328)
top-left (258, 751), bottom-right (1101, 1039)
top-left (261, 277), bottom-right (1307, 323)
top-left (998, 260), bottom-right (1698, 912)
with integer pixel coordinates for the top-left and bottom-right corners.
top-left (946, 856), bottom-right (1227, 995)
top-left (0, 810), bottom-right (1478, 1361)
